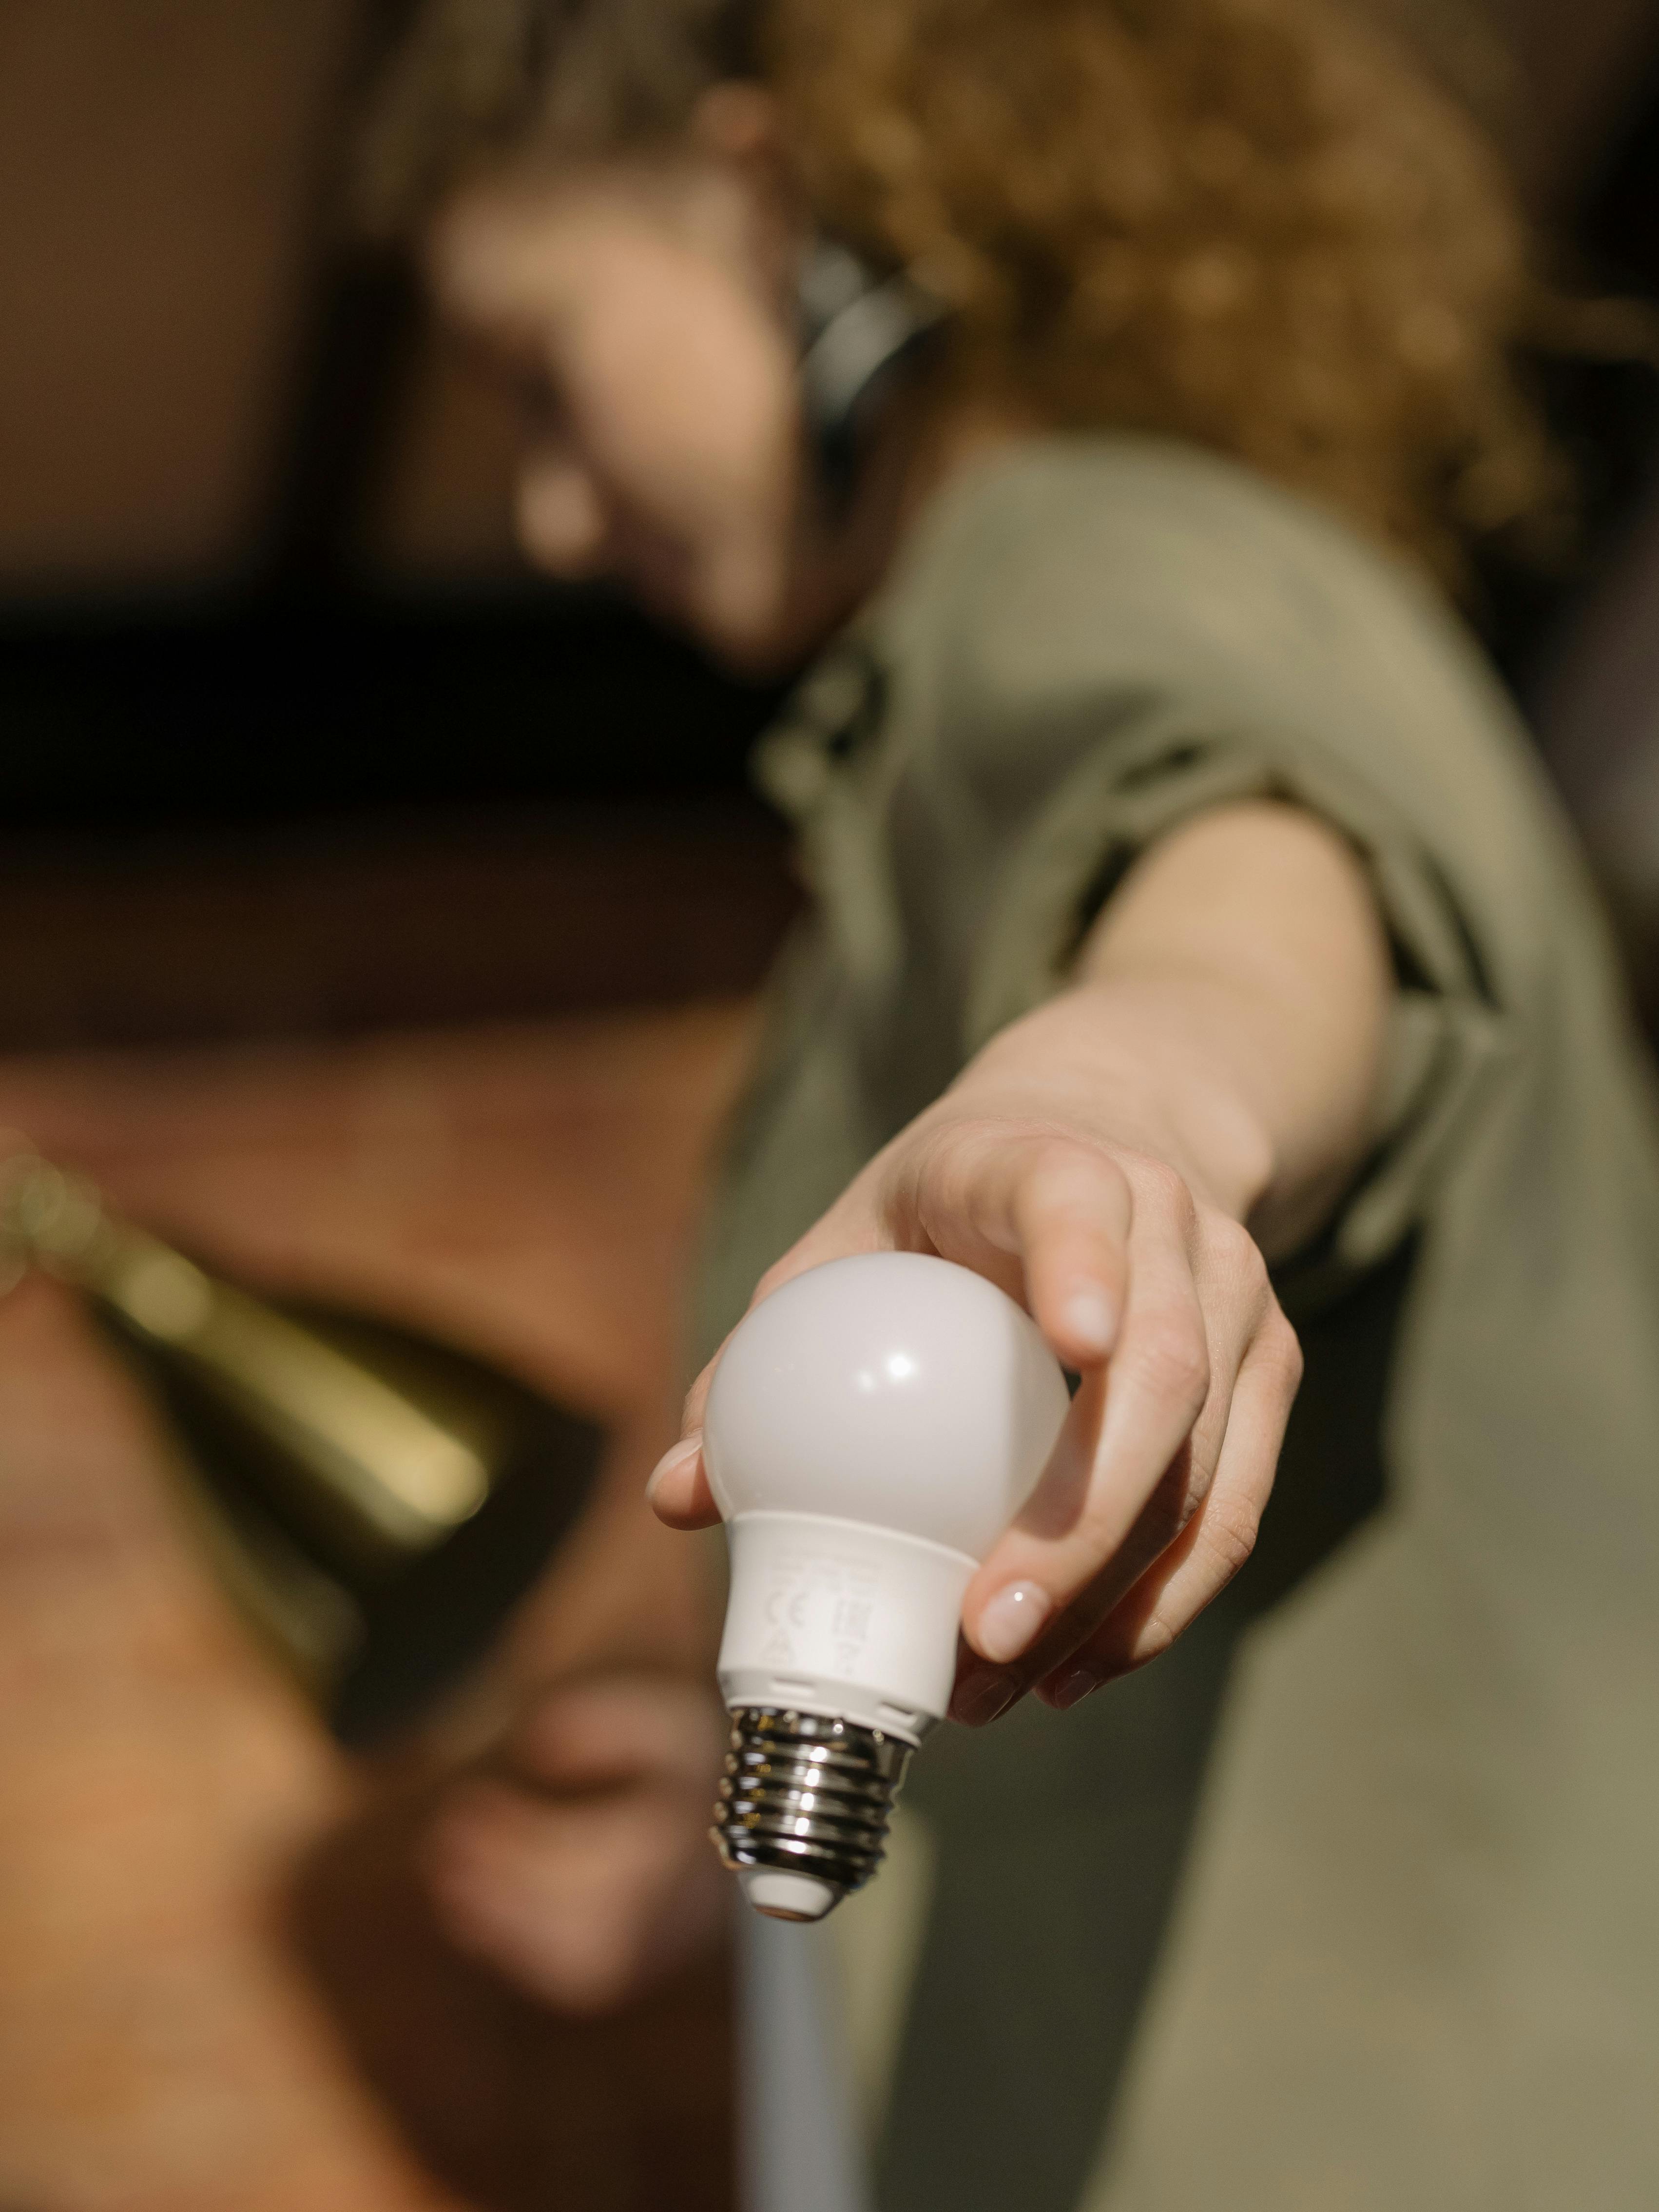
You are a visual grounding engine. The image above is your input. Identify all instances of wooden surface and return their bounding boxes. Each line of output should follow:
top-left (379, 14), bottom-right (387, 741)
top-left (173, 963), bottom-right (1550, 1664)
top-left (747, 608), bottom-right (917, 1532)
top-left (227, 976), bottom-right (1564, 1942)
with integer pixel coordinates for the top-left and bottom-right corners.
top-left (0, 998), bottom-right (755, 2212)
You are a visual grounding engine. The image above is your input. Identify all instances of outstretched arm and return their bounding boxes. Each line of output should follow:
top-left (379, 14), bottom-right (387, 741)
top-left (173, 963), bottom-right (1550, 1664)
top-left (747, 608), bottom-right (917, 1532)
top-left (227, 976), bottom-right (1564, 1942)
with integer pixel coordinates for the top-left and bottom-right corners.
top-left (650, 798), bottom-right (1392, 1722)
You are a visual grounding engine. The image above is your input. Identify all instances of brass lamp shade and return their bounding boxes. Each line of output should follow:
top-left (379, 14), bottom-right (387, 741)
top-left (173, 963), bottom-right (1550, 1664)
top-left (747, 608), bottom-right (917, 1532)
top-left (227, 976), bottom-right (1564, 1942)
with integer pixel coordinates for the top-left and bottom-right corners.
top-left (0, 1149), bottom-right (604, 1745)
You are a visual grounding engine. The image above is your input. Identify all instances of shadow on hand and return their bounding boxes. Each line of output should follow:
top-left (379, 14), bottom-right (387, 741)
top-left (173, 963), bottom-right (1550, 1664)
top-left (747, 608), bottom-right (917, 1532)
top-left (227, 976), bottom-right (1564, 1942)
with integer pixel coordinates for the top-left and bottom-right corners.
top-left (282, 1768), bottom-right (735, 2212)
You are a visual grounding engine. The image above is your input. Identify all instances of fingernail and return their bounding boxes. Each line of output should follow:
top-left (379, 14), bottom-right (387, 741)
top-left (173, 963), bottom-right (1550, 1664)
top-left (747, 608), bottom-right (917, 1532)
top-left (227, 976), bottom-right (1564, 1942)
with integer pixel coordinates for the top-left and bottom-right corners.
top-left (1061, 1289), bottom-right (1115, 1356)
top-left (645, 1433), bottom-right (701, 1503)
top-left (974, 1580), bottom-right (1051, 1664)
top-left (951, 1668), bottom-right (1018, 1728)
top-left (1049, 1658), bottom-right (1107, 1710)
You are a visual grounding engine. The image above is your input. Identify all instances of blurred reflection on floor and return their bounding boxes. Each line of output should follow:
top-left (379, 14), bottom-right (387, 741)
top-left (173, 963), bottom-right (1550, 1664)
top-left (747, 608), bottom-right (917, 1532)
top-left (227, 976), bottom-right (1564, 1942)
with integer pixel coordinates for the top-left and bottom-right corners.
top-left (0, 996), bottom-right (757, 2212)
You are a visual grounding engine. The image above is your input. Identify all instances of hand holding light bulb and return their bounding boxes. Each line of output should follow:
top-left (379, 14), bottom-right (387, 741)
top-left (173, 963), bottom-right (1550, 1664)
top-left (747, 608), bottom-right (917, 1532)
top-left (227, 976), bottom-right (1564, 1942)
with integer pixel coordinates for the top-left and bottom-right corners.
top-left (652, 952), bottom-right (1310, 1921)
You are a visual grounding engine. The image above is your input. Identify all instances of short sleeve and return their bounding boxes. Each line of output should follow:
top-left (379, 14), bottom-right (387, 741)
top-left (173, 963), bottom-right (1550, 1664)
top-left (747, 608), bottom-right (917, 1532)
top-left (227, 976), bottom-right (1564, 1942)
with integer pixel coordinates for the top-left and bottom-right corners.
top-left (961, 711), bottom-right (1516, 1301)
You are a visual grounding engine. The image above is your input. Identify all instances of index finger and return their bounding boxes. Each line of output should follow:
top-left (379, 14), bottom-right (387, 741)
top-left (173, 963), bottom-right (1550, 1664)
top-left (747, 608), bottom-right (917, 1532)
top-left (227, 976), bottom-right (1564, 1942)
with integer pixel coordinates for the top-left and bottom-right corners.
top-left (895, 1124), bottom-right (1133, 1369)
top-left (956, 1194), bottom-right (1220, 1685)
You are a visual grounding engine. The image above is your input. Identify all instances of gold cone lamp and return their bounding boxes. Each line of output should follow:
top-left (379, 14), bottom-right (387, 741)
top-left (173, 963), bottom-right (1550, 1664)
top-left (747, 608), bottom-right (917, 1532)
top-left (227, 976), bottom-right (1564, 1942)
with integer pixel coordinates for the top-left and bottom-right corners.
top-left (0, 1146), bottom-right (603, 1745)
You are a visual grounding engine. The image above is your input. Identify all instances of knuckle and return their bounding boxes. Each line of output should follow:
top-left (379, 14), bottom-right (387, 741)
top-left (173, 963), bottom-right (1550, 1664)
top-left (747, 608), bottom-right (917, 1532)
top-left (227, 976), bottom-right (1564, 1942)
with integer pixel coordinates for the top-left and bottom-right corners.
top-left (1201, 1489), bottom-right (1263, 1584)
top-left (912, 1121), bottom-right (980, 1215)
top-left (1134, 1154), bottom-right (1195, 1225)
top-left (1035, 1128), bottom-right (1109, 1180)
top-left (1211, 1213), bottom-right (1269, 1295)
top-left (1264, 1305), bottom-right (1304, 1395)
top-left (1137, 1317), bottom-right (1211, 1412)
top-left (1025, 1139), bottom-right (1129, 1226)
top-left (1020, 1139), bottom-right (1080, 1206)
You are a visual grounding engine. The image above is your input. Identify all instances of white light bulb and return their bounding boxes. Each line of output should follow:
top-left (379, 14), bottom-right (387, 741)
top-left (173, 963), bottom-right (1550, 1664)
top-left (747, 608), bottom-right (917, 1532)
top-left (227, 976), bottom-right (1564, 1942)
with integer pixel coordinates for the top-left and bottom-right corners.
top-left (704, 1251), bottom-right (1069, 1921)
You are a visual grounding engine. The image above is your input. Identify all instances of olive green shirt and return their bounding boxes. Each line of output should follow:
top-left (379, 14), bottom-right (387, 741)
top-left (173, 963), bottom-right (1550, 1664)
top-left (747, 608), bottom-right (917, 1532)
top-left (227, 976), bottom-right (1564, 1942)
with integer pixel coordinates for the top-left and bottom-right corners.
top-left (696, 436), bottom-right (1659, 2212)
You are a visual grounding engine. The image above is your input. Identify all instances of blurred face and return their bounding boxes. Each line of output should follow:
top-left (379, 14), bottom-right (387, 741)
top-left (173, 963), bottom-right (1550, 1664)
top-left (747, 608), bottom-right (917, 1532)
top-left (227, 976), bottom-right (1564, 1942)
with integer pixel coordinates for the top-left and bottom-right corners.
top-left (429, 152), bottom-right (825, 672)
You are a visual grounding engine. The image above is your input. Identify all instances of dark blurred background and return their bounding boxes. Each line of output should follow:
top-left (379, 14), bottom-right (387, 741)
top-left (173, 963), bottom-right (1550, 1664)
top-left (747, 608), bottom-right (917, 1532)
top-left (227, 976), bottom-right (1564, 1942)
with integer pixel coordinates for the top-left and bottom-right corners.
top-left (0, 0), bottom-right (802, 1053)
top-left (1, 0), bottom-right (1658, 1050)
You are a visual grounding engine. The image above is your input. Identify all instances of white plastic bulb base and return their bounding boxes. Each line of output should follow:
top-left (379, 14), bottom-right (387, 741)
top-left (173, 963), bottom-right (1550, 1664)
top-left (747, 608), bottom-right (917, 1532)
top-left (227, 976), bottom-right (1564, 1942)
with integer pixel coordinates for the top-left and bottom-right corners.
top-left (701, 1252), bottom-right (1070, 1921)
top-left (719, 1513), bottom-right (975, 1737)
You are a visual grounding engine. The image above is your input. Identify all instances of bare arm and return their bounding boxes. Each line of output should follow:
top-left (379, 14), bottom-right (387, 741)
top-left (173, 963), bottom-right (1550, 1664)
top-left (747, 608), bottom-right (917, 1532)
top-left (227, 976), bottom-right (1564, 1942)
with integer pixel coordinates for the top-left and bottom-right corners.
top-left (1069, 796), bottom-right (1390, 1257)
top-left (652, 798), bottom-right (1392, 1720)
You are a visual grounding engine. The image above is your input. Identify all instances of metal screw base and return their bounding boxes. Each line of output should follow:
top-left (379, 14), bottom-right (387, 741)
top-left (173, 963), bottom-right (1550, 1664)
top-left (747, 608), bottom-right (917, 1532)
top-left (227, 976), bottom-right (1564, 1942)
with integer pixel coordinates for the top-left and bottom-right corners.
top-left (713, 1706), bottom-right (912, 1916)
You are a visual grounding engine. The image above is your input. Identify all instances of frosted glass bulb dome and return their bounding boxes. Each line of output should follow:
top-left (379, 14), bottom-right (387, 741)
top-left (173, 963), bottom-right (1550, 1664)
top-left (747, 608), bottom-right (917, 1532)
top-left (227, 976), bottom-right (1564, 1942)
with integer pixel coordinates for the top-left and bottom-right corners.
top-left (705, 1251), bottom-right (1069, 1921)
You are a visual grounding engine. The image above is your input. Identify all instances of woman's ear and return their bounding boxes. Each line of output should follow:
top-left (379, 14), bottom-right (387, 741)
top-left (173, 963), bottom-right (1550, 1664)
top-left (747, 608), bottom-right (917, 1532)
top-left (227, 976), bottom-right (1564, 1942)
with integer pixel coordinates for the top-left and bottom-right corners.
top-left (692, 80), bottom-right (784, 164)
top-left (691, 82), bottom-right (805, 290)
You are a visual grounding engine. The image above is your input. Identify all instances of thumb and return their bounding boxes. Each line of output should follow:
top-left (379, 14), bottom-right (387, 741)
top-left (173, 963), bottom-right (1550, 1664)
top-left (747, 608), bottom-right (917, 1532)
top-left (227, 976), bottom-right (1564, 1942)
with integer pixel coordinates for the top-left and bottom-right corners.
top-left (645, 1351), bottom-right (724, 1529)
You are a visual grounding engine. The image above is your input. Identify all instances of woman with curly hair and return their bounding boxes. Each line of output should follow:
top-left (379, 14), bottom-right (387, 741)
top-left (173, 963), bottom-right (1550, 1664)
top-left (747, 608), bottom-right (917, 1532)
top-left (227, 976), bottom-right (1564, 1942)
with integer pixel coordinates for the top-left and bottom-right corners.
top-left (365, 4), bottom-right (1659, 2206)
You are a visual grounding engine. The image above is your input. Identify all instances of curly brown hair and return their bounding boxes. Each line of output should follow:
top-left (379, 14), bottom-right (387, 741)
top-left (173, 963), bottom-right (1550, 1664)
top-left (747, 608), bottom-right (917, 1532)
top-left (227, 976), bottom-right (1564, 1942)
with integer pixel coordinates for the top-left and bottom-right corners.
top-left (361, 0), bottom-right (1562, 579)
